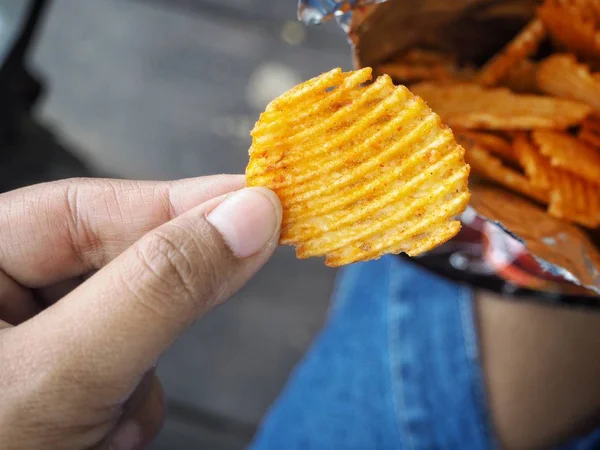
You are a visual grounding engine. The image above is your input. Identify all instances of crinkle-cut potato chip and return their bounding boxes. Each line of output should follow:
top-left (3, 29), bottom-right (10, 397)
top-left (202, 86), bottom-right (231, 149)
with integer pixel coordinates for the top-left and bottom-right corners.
top-left (538, 0), bottom-right (600, 63)
top-left (456, 131), bottom-right (517, 164)
top-left (395, 49), bottom-right (456, 66)
top-left (548, 169), bottom-right (600, 228)
top-left (376, 62), bottom-right (455, 84)
top-left (532, 130), bottom-right (600, 185)
top-left (514, 134), bottom-right (553, 190)
top-left (477, 18), bottom-right (546, 87)
top-left (582, 115), bottom-right (600, 134)
top-left (457, 135), bottom-right (547, 204)
top-left (579, 116), bottom-right (600, 148)
top-left (377, 49), bottom-right (474, 85)
top-left (570, 0), bottom-right (600, 22)
top-left (537, 54), bottom-right (600, 112)
top-left (580, 0), bottom-right (600, 24)
top-left (514, 134), bottom-right (600, 227)
top-left (246, 68), bottom-right (471, 267)
top-left (501, 59), bottom-right (540, 94)
top-left (579, 127), bottom-right (600, 149)
top-left (411, 82), bottom-right (591, 130)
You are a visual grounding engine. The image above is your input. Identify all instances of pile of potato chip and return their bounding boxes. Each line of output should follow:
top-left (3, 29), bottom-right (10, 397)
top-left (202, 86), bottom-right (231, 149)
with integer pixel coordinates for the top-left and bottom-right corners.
top-left (378, 0), bottom-right (600, 229)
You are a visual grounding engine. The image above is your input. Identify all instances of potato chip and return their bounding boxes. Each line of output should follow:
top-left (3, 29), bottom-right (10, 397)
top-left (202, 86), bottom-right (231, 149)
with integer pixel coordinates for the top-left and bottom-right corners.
top-left (501, 59), bottom-right (540, 94)
top-left (577, 116), bottom-right (600, 148)
top-left (579, 0), bottom-right (600, 21)
top-left (582, 115), bottom-right (600, 133)
top-left (376, 62), bottom-right (454, 84)
top-left (548, 170), bottom-right (600, 228)
top-left (457, 136), bottom-right (548, 204)
top-left (378, 49), bottom-right (473, 84)
top-left (537, 53), bottom-right (600, 112)
top-left (246, 68), bottom-right (471, 267)
top-left (578, 116), bottom-right (600, 148)
top-left (578, 0), bottom-right (600, 23)
top-left (396, 49), bottom-right (456, 66)
top-left (513, 134), bottom-right (552, 190)
top-left (579, 127), bottom-right (600, 149)
top-left (411, 82), bottom-right (591, 130)
top-left (514, 134), bottom-right (600, 227)
top-left (538, 0), bottom-right (600, 63)
top-left (532, 130), bottom-right (600, 184)
top-left (456, 131), bottom-right (517, 164)
top-left (568, 0), bottom-right (600, 21)
top-left (477, 19), bottom-right (546, 86)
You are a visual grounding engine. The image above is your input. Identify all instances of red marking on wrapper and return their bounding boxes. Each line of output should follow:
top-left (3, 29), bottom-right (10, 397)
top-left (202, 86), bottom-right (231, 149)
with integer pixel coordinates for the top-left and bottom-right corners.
top-left (482, 222), bottom-right (568, 289)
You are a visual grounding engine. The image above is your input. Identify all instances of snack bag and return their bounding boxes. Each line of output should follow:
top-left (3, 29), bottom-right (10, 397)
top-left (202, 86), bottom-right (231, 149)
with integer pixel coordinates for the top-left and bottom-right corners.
top-left (298, 0), bottom-right (600, 302)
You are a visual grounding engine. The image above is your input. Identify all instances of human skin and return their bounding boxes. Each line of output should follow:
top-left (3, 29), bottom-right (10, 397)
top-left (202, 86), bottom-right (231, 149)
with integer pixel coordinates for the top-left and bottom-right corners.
top-left (478, 291), bottom-right (600, 449)
top-left (1, 174), bottom-right (600, 450)
top-left (0, 175), bottom-right (282, 450)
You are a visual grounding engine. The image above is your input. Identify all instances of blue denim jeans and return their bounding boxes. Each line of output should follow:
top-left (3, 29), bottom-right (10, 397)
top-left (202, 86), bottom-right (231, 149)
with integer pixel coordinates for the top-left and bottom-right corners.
top-left (250, 257), bottom-right (600, 449)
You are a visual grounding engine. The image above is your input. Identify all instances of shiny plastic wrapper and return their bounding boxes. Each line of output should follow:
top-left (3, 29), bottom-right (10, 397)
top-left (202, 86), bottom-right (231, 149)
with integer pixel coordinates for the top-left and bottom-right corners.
top-left (297, 0), bottom-right (600, 300)
top-left (297, 0), bottom-right (386, 30)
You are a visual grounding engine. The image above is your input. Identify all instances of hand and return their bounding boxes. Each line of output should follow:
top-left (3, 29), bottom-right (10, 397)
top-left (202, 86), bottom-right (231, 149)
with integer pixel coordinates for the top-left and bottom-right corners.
top-left (0, 175), bottom-right (282, 449)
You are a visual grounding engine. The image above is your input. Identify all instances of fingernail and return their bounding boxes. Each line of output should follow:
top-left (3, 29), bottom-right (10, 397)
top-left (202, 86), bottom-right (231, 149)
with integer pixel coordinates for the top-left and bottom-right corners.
top-left (110, 420), bottom-right (141, 450)
top-left (207, 187), bottom-right (281, 258)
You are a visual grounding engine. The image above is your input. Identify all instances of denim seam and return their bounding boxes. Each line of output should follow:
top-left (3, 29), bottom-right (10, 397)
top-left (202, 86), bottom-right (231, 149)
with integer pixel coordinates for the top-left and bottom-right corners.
top-left (387, 258), bottom-right (414, 450)
top-left (459, 286), bottom-right (497, 449)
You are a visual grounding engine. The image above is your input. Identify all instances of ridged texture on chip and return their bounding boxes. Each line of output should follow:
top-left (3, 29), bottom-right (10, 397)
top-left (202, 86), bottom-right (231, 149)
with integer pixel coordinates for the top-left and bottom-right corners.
top-left (477, 18), bottom-right (546, 86)
top-left (579, 116), bottom-right (600, 148)
top-left (538, 0), bottom-right (600, 63)
top-left (396, 49), bottom-right (455, 66)
top-left (501, 59), bottom-right (540, 94)
top-left (246, 68), bottom-right (471, 267)
top-left (532, 130), bottom-right (600, 184)
top-left (376, 63), bottom-right (455, 84)
top-left (411, 82), bottom-right (591, 130)
top-left (579, 127), bottom-right (600, 148)
top-left (516, 134), bottom-right (600, 227)
top-left (456, 131), bottom-right (517, 164)
top-left (458, 135), bottom-right (548, 204)
top-left (515, 134), bottom-right (553, 190)
top-left (537, 54), bottom-right (600, 112)
top-left (548, 170), bottom-right (600, 228)
top-left (376, 49), bottom-right (474, 85)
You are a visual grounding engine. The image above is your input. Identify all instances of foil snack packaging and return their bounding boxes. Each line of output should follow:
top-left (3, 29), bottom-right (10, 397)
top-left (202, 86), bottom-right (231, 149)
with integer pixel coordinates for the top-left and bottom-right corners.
top-left (298, 0), bottom-right (600, 303)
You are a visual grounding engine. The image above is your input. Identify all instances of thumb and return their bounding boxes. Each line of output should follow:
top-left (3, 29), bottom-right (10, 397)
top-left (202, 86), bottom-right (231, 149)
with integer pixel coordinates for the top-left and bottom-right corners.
top-left (5, 187), bottom-right (281, 394)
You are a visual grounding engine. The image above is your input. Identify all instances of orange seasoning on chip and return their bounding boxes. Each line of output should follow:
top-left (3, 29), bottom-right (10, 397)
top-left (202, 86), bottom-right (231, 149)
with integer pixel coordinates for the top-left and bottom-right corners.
top-left (246, 68), bottom-right (471, 267)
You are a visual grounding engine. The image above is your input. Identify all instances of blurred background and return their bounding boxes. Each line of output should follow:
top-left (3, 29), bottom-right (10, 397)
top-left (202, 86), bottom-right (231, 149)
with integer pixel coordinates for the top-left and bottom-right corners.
top-left (1, 0), bottom-right (353, 448)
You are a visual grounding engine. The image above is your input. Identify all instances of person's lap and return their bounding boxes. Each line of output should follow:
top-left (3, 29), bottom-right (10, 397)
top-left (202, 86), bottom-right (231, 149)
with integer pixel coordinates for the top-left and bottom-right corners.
top-left (250, 257), bottom-right (600, 449)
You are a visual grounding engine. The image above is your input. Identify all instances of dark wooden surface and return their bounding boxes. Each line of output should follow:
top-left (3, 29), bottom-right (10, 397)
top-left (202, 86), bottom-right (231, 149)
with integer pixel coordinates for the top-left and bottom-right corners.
top-left (25, 0), bottom-right (352, 448)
